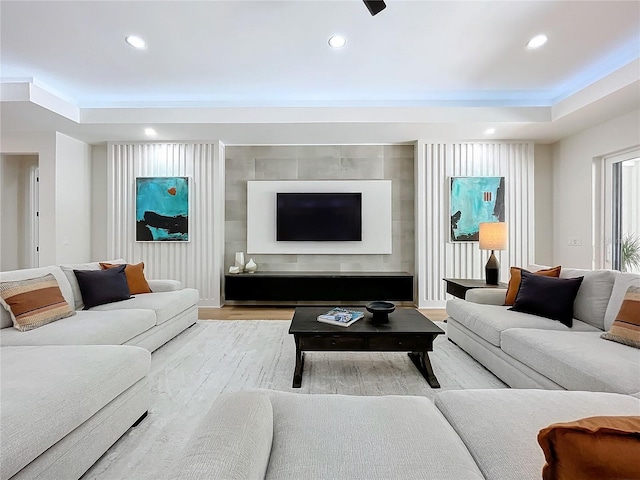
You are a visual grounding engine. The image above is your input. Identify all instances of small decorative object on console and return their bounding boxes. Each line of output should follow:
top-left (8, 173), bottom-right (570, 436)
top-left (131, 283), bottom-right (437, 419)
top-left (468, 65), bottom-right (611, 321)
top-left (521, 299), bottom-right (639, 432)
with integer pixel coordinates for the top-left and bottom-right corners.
top-left (234, 252), bottom-right (245, 272)
top-left (317, 307), bottom-right (364, 327)
top-left (366, 301), bottom-right (396, 324)
top-left (245, 258), bottom-right (257, 273)
top-left (228, 266), bottom-right (240, 274)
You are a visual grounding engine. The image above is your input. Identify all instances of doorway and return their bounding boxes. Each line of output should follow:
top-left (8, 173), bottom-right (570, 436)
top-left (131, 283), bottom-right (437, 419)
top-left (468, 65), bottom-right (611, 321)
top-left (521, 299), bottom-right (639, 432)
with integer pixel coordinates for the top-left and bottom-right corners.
top-left (1, 154), bottom-right (40, 270)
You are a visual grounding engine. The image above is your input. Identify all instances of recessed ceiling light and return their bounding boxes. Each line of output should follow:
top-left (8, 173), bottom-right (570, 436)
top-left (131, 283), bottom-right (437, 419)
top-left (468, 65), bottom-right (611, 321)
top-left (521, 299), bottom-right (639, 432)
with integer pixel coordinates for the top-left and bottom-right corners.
top-left (484, 128), bottom-right (496, 135)
top-left (144, 127), bottom-right (157, 136)
top-left (527, 34), bottom-right (548, 49)
top-left (125, 35), bottom-right (147, 49)
top-left (328, 35), bottom-right (347, 49)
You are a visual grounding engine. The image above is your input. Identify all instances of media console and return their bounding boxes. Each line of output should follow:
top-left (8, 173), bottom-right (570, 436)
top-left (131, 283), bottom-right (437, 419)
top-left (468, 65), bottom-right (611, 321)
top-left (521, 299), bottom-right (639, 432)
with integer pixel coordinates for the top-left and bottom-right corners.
top-left (224, 271), bottom-right (414, 303)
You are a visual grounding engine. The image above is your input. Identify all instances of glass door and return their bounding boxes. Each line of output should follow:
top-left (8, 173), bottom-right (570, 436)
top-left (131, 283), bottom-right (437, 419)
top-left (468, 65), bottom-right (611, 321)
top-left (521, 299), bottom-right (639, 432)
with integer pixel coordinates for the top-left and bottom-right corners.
top-left (602, 150), bottom-right (640, 272)
top-left (614, 157), bottom-right (640, 272)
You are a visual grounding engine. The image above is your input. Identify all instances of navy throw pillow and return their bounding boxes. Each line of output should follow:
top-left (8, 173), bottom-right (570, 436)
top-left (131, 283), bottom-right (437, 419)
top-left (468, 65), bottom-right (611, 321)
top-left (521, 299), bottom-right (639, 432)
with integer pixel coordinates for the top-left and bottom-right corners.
top-left (74, 264), bottom-right (131, 309)
top-left (509, 270), bottom-right (583, 327)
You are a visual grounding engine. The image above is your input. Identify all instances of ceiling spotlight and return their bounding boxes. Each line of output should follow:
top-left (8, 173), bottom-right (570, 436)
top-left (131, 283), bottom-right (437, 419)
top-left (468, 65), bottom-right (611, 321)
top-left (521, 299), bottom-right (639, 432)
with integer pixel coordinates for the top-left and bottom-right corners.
top-left (144, 128), bottom-right (157, 136)
top-left (527, 34), bottom-right (548, 49)
top-left (363, 0), bottom-right (386, 16)
top-left (125, 35), bottom-right (147, 49)
top-left (484, 128), bottom-right (496, 135)
top-left (328, 35), bottom-right (347, 49)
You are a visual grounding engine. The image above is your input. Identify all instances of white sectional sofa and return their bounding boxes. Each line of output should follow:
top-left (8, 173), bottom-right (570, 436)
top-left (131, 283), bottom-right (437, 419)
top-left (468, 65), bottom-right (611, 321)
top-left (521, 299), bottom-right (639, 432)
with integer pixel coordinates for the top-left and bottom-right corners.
top-left (175, 389), bottom-right (640, 480)
top-left (171, 266), bottom-right (640, 480)
top-left (0, 261), bottom-right (199, 480)
top-left (446, 267), bottom-right (640, 395)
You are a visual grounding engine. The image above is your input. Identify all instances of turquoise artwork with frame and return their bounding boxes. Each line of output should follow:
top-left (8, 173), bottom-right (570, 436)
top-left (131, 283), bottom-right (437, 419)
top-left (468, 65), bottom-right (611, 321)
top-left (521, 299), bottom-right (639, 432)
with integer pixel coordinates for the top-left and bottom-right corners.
top-left (136, 177), bottom-right (189, 241)
top-left (450, 176), bottom-right (505, 242)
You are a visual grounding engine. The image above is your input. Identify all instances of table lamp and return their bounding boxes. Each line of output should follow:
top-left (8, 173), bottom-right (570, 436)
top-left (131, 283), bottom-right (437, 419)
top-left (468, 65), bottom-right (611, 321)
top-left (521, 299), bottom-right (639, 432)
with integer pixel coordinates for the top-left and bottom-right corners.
top-left (479, 222), bottom-right (508, 285)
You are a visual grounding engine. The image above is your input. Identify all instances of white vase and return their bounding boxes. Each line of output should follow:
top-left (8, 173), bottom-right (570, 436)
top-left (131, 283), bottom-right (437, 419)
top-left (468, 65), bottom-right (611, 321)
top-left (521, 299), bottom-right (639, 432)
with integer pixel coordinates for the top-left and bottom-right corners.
top-left (234, 252), bottom-right (245, 272)
top-left (245, 258), bottom-right (257, 273)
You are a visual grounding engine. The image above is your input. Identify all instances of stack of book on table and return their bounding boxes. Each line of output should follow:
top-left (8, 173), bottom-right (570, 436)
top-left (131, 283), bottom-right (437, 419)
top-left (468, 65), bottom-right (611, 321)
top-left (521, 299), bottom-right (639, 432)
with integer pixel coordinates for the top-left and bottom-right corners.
top-left (316, 308), bottom-right (364, 327)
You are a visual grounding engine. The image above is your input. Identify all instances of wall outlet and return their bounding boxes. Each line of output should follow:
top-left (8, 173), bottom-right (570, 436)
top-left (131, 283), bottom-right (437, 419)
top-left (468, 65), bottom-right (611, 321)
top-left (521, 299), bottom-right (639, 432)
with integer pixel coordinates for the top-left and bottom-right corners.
top-left (567, 237), bottom-right (582, 246)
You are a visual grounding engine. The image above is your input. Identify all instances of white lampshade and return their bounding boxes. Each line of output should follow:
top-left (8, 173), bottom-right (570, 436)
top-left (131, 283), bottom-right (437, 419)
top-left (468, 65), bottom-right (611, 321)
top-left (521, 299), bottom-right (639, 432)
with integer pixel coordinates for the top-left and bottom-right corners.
top-left (479, 222), bottom-right (508, 250)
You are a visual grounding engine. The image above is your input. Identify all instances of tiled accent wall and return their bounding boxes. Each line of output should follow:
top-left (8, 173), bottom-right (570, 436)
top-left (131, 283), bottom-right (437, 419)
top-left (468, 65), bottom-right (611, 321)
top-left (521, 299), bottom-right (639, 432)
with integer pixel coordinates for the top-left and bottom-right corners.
top-left (225, 145), bottom-right (414, 273)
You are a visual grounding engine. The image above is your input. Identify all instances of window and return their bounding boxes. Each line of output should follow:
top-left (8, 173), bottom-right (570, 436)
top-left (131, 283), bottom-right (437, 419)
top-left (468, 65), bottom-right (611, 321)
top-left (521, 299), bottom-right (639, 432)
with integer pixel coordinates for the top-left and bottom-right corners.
top-left (598, 149), bottom-right (640, 272)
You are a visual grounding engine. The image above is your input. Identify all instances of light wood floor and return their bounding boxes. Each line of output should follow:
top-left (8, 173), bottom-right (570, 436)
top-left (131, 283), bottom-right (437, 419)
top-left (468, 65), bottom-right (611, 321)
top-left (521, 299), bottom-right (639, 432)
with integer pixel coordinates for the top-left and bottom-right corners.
top-left (199, 306), bottom-right (448, 321)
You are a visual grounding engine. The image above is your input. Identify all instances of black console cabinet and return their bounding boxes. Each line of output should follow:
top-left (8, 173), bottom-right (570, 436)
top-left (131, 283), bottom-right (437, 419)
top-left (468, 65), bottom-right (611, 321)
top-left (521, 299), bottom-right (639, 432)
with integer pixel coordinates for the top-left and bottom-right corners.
top-left (225, 271), bottom-right (413, 303)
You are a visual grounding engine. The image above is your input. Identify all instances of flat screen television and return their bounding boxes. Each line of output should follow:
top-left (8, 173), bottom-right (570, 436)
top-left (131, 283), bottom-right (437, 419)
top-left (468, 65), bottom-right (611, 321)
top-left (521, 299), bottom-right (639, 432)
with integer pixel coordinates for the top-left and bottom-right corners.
top-left (276, 192), bottom-right (362, 241)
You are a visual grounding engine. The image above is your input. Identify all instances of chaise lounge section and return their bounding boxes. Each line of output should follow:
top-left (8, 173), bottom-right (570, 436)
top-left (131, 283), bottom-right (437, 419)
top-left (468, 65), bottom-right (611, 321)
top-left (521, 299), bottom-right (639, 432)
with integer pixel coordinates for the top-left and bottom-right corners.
top-left (174, 389), bottom-right (640, 480)
top-left (0, 260), bottom-right (199, 479)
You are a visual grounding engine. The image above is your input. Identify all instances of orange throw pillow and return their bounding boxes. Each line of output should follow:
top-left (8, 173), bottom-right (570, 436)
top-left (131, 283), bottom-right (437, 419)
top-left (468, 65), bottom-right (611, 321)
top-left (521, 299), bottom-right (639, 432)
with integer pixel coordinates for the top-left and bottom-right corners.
top-left (538, 416), bottom-right (640, 480)
top-left (100, 262), bottom-right (152, 295)
top-left (504, 266), bottom-right (561, 305)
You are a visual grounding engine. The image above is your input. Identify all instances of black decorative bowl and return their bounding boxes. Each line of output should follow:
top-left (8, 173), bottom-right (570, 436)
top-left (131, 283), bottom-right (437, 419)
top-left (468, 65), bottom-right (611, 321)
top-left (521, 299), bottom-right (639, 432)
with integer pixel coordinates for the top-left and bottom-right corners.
top-left (366, 301), bottom-right (396, 324)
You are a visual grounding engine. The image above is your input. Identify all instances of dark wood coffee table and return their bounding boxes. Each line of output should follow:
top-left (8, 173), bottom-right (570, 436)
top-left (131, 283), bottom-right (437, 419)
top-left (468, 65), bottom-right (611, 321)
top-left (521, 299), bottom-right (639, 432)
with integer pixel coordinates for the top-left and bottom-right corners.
top-left (288, 307), bottom-right (444, 388)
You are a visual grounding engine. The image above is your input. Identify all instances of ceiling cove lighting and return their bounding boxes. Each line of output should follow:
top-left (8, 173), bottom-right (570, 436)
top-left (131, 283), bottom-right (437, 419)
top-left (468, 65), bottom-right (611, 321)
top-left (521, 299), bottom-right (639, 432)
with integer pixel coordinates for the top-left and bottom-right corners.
top-left (484, 128), bottom-right (496, 135)
top-left (527, 34), bottom-right (548, 49)
top-left (125, 35), bottom-right (147, 49)
top-left (328, 35), bottom-right (347, 48)
top-left (144, 128), bottom-right (157, 136)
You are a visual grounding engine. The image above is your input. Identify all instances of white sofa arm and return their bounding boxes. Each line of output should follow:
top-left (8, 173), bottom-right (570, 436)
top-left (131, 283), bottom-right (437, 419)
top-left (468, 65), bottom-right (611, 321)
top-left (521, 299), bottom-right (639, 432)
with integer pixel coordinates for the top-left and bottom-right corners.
top-left (465, 288), bottom-right (506, 305)
top-left (148, 279), bottom-right (183, 292)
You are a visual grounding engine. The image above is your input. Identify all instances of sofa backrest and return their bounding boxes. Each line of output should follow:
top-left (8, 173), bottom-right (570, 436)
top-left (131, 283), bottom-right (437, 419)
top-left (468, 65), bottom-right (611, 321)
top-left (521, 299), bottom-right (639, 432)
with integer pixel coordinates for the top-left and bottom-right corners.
top-left (559, 268), bottom-right (616, 330)
top-left (603, 272), bottom-right (640, 331)
top-left (0, 266), bottom-right (74, 329)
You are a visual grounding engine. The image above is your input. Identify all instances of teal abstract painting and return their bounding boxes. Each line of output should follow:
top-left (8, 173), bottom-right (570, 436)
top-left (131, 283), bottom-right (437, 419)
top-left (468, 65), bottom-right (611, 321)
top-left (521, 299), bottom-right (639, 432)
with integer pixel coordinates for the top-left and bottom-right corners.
top-left (136, 177), bottom-right (189, 241)
top-left (450, 177), bottom-right (505, 241)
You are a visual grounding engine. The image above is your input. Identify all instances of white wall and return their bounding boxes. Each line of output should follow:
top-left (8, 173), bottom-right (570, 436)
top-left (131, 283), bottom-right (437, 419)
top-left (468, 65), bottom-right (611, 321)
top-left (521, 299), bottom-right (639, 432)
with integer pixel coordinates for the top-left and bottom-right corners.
top-left (106, 142), bottom-right (225, 306)
top-left (1, 155), bottom-right (21, 270)
top-left (246, 180), bottom-right (392, 255)
top-left (534, 144), bottom-right (553, 265)
top-left (55, 132), bottom-right (92, 263)
top-left (551, 109), bottom-right (640, 267)
top-left (415, 141), bottom-right (535, 308)
top-left (0, 132), bottom-right (57, 266)
top-left (91, 144), bottom-right (108, 260)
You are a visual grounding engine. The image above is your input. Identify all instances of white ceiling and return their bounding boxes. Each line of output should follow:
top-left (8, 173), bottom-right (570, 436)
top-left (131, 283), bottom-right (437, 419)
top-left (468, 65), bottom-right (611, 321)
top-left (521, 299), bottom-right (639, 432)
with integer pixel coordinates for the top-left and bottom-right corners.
top-left (1, 0), bottom-right (639, 145)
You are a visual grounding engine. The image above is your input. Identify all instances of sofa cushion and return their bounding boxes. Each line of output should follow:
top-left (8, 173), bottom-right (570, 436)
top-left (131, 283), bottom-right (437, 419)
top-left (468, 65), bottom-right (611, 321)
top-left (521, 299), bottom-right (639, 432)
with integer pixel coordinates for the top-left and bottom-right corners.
top-left (505, 265), bottom-right (561, 305)
top-left (601, 285), bottom-right (640, 349)
top-left (89, 288), bottom-right (199, 326)
top-left (434, 389), bottom-right (640, 480)
top-left (538, 415), bottom-right (640, 480)
top-left (604, 272), bottom-right (640, 331)
top-left (560, 268), bottom-right (615, 330)
top-left (501, 329), bottom-right (640, 394)
top-left (100, 262), bottom-right (152, 295)
top-left (509, 272), bottom-right (582, 327)
top-left (263, 391), bottom-right (484, 480)
top-left (0, 309), bottom-right (155, 347)
top-left (0, 274), bottom-right (76, 331)
top-left (175, 391), bottom-right (274, 480)
top-left (446, 298), bottom-right (598, 347)
top-left (0, 266), bottom-right (74, 329)
top-left (0, 344), bottom-right (150, 480)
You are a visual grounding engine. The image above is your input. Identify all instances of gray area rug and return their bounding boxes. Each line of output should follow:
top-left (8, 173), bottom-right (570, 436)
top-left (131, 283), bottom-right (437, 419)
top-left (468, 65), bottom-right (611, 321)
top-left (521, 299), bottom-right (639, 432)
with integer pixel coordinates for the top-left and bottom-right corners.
top-left (84, 320), bottom-right (506, 479)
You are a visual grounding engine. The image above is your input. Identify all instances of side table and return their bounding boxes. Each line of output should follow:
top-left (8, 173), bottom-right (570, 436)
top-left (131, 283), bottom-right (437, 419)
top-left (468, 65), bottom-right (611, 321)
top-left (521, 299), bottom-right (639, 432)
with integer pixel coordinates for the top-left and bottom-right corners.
top-left (443, 278), bottom-right (507, 300)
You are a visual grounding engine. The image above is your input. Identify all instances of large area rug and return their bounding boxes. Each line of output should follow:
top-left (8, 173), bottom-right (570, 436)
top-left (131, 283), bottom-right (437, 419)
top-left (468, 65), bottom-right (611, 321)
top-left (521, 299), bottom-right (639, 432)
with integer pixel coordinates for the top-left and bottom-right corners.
top-left (84, 320), bottom-right (505, 479)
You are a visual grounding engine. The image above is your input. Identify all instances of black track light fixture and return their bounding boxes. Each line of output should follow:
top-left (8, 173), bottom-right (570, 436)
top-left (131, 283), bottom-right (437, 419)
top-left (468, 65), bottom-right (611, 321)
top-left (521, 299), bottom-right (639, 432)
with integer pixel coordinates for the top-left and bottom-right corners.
top-left (363, 0), bottom-right (386, 16)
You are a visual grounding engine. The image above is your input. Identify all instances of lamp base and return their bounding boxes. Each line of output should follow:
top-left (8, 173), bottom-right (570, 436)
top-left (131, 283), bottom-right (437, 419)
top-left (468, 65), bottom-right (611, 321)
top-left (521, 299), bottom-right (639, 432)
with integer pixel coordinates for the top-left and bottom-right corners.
top-left (485, 251), bottom-right (500, 285)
